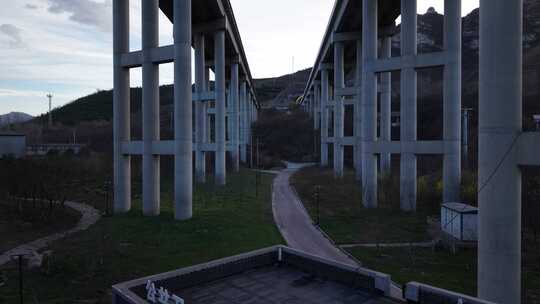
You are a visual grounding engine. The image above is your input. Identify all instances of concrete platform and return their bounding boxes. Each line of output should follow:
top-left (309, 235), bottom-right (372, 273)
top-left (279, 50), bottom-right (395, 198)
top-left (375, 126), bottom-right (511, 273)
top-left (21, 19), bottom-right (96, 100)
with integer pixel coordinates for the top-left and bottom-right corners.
top-left (174, 265), bottom-right (398, 304)
top-left (112, 246), bottom-right (398, 304)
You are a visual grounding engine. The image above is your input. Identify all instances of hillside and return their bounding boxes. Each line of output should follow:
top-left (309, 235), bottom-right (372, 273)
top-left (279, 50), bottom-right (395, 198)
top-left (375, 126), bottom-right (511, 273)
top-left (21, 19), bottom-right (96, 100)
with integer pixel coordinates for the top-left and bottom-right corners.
top-left (0, 112), bottom-right (33, 127)
top-left (254, 68), bottom-right (311, 108)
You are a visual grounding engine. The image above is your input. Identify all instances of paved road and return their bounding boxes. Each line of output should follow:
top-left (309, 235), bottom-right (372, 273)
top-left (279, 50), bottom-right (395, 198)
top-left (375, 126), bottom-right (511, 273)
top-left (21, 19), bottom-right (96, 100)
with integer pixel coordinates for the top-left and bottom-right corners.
top-left (271, 163), bottom-right (357, 266)
top-left (0, 201), bottom-right (101, 266)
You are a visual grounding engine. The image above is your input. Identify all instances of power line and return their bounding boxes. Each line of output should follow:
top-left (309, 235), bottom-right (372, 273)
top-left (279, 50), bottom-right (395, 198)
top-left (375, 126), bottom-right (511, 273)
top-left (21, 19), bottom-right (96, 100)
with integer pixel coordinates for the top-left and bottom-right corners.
top-left (476, 132), bottom-right (523, 195)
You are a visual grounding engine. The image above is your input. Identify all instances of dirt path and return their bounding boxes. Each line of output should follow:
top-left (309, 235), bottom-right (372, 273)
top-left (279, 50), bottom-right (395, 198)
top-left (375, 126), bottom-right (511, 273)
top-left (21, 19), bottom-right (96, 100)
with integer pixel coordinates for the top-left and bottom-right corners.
top-left (271, 163), bottom-right (357, 266)
top-left (0, 201), bottom-right (101, 266)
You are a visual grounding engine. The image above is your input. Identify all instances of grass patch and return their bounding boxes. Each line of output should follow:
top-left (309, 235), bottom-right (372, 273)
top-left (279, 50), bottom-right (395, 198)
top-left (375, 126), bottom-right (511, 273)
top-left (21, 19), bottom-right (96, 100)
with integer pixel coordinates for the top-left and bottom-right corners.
top-left (0, 201), bottom-right (82, 253)
top-left (347, 241), bottom-right (540, 303)
top-left (0, 169), bottom-right (282, 303)
top-left (347, 247), bottom-right (477, 296)
top-left (290, 166), bottom-right (430, 244)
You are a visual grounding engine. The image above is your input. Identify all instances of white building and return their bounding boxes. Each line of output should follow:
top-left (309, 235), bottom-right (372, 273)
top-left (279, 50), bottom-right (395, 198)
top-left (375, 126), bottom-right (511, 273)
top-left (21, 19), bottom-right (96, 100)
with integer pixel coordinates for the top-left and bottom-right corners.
top-left (0, 132), bottom-right (26, 158)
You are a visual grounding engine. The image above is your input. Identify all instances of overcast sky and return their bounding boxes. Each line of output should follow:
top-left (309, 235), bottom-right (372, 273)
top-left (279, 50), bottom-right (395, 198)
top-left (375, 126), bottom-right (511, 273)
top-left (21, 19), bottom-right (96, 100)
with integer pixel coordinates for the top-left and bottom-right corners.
top-left (0, 0), bottom-right (479, 116)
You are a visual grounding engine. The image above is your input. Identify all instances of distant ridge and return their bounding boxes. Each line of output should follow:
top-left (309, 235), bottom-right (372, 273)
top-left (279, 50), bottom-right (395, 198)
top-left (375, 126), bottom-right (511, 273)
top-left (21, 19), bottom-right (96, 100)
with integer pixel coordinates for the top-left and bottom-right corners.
top-left (0, 112), bottom-right (33, 127)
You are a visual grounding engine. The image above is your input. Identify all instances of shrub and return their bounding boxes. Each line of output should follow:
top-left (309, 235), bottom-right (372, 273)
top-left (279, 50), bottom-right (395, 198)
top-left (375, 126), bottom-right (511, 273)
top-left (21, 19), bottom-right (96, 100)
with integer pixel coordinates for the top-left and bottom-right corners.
top-left (252, 108), bottom-right (314, 163)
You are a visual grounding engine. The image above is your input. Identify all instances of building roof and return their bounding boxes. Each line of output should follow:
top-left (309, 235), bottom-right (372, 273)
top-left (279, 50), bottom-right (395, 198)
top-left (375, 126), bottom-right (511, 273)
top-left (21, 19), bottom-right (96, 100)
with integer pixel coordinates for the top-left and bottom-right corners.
top-left (0, 131), bottom-right (26, 137)
top-left (442, 202), bottom-right (478, 214)
top-left (112, 246), bottom-right (400, 304)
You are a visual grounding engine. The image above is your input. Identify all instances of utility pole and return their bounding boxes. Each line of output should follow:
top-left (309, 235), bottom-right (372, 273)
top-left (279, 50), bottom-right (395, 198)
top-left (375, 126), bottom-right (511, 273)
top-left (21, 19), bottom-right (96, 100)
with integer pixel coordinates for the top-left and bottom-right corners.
top-left (11, 254), bottom-right (26, 304)
top-left (256, 137), bottom-right (260, 169)
top-left (314, 185), bottom-right (321, 226)
top-left (46, 93), bottom-right (53, 128)
top-left (461, 108), bottom-right (473, 168)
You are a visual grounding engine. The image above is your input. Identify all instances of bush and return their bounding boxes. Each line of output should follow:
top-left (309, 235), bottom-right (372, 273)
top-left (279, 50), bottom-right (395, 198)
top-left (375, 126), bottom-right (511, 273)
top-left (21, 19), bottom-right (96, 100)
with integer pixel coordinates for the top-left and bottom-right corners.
top-left (0, 155), bottom-right (111, 218)
top-left (417, 172), bottom-right (443, 213)
top-left (252, 108), bottom-right (314, 163)
top-left (461, 170), bottom-right (478, 206)
top-left (378, 173), bottom-right (400, 209)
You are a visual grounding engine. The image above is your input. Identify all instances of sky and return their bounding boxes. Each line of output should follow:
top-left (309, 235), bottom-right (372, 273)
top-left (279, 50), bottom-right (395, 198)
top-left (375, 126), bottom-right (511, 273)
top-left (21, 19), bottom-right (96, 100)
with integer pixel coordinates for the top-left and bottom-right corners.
top-left (0, 0), bottom-right (479, 116)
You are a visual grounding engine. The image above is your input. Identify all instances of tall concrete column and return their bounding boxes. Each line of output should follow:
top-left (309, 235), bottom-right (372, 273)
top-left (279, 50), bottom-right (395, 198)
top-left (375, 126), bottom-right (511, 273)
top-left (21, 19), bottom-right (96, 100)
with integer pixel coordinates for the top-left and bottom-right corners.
top-left (214, 30), bottom-right (226, 185)
top-left (240, 81), bottom-right (247, 163)
top-left (380, 36), bottom-right (392, 174)
top-left (400, 0), bottom-right (417, 211)
top-left (203, 67), bottom-right (210, 145)
top-left (194, 34), bottom-right (207, 183)
top-left (320, 69), bottom-right (329, 167)
top-left (478, 0), bottom-right (522, 302)
top-left (354, 39), bottom-right (362, 181)
top-left (442, 0), bottom-right (462, 204)
top-left (313, 85), bottom-right (320, 158)
top-left (142, 0), bottom-right (160, 216)
top-left (334, 41), bottom-right (345, 178)
top-left (314, 85), bottom-right (320, 130)
top-left (173, 0), bottom-right (192, 220)
top-left (247, 95), bottom-right (253, 167)
top-left (361, 0), bottom-right (378, 208)
top-left (113, 0), bottom-right (131, 214)
top-left (230, 63), bottom-right (240, 172)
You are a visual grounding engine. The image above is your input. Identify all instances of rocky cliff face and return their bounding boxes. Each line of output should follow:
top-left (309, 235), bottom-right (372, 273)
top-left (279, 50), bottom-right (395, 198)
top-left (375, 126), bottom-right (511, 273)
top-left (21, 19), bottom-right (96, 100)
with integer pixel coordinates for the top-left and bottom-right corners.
top-left (387, 3), bottom-right (540, 131)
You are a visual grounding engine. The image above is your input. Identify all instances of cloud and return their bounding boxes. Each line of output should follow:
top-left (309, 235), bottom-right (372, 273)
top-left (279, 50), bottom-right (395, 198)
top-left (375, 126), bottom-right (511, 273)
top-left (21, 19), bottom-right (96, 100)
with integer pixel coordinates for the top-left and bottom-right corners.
top-left (46, 0), bottom-right (112, 32)
top-left (25, 4), bottom-right (38, 10)
top-left (0, 24), bottom-right (25, 48)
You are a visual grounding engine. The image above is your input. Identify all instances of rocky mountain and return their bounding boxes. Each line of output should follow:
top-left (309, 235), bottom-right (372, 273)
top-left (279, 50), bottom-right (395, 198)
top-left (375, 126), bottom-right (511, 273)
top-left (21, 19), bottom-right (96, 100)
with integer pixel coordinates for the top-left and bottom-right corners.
top-left (392, 3), bottom-right (540, 132)
top-left (0, 112), bottom-right (33, 127)
top-left (254, 69), bottom-right (311, 109)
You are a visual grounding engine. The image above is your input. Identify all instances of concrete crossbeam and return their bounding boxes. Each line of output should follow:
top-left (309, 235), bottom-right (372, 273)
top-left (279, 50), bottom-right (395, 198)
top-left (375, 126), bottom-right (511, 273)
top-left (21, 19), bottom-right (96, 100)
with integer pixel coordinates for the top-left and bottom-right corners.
top-left (517, 132), bottom-right (540, 166)
top-left (366, 52), bottom-right (447, 73)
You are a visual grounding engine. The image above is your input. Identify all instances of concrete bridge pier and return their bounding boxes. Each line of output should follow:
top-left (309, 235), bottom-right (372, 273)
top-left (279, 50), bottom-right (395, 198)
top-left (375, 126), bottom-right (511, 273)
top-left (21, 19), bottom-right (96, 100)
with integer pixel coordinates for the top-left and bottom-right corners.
top-left (230, 63), bottom-right (240, 172)
top-left (333, 41), bottom-right (345, 178)
top-left (214, 30), bottom-right (226, 185)
top-left (361, 0), bottom-right (378, 208)
top-left (142, 0), bottom-right (160, 216)
top-left (399, 0), bottom-right (418, 211)
top-left (380, 36), bottom-right (392, 175)
top-left (442, 0), bottom-right (462, 204)
top-left (113, 0), bottom-right (131, 214)
top-left (240, 81), bottom-right (247, 163)
top-left (195, 33), bottom-right (207, 183)
top-left (478, 0), bottom-right (523, 302)
top-left (174, 0), bottom-right (193, 220)
top-left (354, 39), bottom-right (362, 181)
top-left (314, 83), bottom-right (320, 130)
top-left (320, 68), bottom-right (330, 167)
